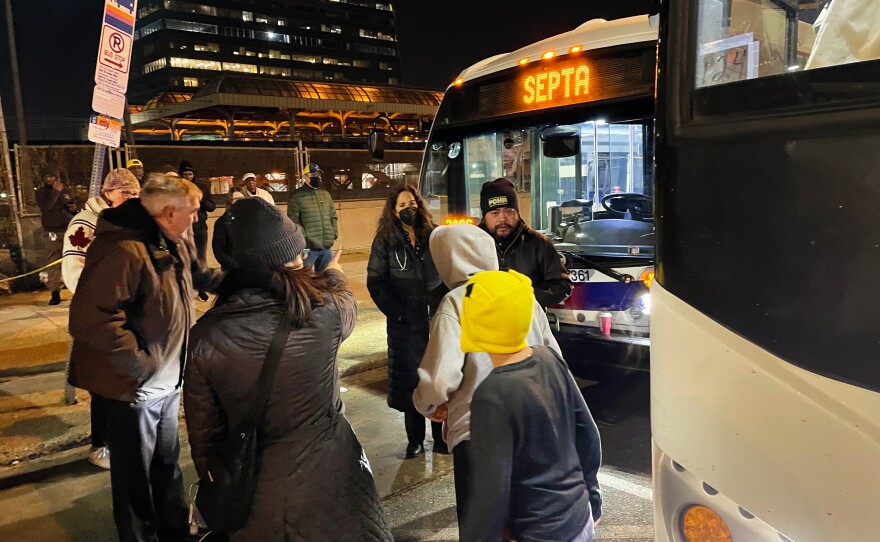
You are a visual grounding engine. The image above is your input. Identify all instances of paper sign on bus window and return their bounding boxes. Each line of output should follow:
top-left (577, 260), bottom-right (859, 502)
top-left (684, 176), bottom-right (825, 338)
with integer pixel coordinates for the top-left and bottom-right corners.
top-left (696, 33), bottom-right (760, 88)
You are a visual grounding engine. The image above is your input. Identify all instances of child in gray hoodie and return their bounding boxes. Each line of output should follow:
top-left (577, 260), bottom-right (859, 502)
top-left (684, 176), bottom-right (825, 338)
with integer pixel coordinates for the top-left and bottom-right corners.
top-left (413, 224), bottom-right (561, 526)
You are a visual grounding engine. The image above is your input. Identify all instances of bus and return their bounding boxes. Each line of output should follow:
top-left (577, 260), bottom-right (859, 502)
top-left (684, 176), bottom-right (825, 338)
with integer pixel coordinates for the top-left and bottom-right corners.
top-left (653, 0), bottom-right (880, 540)
top-left (419, 15), bottom-right (659, 376)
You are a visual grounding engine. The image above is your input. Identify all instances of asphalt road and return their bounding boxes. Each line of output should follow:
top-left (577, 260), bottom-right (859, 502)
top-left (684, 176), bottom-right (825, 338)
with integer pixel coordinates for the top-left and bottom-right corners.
top-left (0, 369), bottom-right (653, 541)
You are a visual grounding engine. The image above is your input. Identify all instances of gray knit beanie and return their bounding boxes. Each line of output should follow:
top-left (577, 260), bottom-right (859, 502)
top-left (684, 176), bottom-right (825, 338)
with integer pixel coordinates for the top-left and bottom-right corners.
top-left (230, 198), bottom-right (305, 269)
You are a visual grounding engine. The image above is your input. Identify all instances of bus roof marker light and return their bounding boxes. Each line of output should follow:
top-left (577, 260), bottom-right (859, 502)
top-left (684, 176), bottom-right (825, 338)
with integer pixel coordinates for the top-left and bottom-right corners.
top-left (453, 78), bottom-right (464, 86)
top-left (519, 57), bottom-right (530, 66)
top-left (542, 51), bottom-right (555, 60)
top-left (569, 45), bottom-right (582, 53)
top-left (680, 505), bottom-right (733, 542)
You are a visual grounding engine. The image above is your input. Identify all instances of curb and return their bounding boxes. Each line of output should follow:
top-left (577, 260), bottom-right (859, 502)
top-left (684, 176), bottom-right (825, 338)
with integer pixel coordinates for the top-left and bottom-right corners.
top-left (0, 360), bottom-right (67, 379)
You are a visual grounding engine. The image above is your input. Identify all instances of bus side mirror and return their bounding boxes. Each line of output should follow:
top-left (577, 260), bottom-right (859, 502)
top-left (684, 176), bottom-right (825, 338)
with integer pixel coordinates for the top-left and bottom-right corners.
top-left (540, 126), bottom-right (580, 158)
top-left (369, 129), bottom-right (385, 160)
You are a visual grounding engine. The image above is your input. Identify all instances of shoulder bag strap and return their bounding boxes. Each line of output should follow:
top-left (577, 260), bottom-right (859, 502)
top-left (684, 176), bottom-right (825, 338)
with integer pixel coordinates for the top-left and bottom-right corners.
top-left (247, 309), bottom-right (295, 426)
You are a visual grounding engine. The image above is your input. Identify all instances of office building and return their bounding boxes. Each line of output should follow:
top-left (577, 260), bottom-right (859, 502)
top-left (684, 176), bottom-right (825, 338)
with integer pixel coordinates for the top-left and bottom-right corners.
top-left (130, 0), bottom-right (400, 104)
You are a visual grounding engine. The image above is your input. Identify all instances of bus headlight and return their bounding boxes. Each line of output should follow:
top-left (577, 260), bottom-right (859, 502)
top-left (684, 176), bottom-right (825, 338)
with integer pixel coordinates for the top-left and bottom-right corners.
top-left (638, 293), bottom-right (651, 315)
top-left (680, 505), bottom-right (732, 542)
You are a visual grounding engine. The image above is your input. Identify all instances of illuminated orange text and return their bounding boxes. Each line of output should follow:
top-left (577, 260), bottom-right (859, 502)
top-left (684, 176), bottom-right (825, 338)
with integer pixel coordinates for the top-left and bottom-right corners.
top-left (523, 65), bottom-right (590, 105)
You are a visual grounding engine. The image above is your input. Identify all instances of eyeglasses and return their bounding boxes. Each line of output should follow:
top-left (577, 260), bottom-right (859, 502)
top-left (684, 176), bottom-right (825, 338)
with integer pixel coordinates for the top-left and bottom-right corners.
top-left (117, 189), bottom-right (139, 198)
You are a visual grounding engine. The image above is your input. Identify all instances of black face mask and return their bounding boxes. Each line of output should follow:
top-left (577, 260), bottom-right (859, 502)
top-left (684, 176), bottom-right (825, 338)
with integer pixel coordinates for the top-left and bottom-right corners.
top-left (398, 207), bottom-right (418, 227)
top-left (309, 177), bottom-right (322, 187)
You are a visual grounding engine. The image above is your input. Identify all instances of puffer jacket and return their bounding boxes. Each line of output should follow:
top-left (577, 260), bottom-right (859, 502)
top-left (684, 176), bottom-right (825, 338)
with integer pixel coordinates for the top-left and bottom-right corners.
top-left (184, 270), bottom-right (393, 541)
top-left (481, 219), bottom-right (573, 307)
top-left (287, 185), bottom-right (338, 250)
top-left (367, 226), bottom-right (445, 412)
top-left (68, 198), bottom-right (219, 402)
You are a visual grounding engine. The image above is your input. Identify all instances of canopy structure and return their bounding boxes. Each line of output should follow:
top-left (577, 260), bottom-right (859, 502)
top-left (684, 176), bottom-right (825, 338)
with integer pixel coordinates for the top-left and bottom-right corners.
top-left (130, 76), bottom-right (443, 141)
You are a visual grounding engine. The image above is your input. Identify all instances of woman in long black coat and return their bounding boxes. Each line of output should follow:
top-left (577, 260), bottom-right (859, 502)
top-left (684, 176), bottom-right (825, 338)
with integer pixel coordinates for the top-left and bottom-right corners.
top-left (185, 198), bottom-right (392, 540)
top-left (367, 185), bottom-right (447, 458)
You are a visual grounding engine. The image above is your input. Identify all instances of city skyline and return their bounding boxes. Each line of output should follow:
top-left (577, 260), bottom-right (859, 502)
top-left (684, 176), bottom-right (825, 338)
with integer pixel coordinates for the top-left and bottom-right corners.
top-left (0, 0), bottom-right (653, 140)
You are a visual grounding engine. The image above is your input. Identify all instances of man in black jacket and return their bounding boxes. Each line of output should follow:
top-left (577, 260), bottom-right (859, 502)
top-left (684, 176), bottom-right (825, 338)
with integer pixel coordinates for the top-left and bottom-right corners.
top-left (478, 178), bottom-right (572, 307)
top-left (35, 164), bottom-right (77, 305)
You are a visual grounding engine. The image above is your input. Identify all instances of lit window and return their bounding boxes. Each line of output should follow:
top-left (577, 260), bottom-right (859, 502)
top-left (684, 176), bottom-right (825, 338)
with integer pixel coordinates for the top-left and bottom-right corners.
top-left (170, 57), bottom-right (221, 70)
top-left (222, 62), bottom-right (258, 73)
top-left (242, 11), bottom-right (253, 22)
top-left (183, 77), bottom-right (200, 87)
top-left (143, 58), bottom-right (168, 74)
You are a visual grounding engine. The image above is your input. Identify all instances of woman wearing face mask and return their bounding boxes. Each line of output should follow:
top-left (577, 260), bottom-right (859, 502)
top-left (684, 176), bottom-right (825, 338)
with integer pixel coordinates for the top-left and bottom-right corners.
top-left (367, 185), bottom-right (448, 458)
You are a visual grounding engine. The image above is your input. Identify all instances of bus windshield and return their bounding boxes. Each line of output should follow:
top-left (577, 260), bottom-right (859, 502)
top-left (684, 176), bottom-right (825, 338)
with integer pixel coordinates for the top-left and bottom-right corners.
top-left (423, 118), bottom-right (654, 260)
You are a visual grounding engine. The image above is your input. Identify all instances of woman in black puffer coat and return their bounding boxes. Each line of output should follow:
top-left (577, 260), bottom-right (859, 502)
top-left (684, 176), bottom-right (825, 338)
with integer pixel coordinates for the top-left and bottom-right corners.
top-left (367, 185), bottom-right (447, 459)
top-left (185, 198), bottom-right (392, 541)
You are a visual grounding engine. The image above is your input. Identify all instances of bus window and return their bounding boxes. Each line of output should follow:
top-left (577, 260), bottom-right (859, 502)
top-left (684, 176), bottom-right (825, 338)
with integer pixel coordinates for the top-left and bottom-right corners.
top-left (696, 0), bottom-right (880, 88)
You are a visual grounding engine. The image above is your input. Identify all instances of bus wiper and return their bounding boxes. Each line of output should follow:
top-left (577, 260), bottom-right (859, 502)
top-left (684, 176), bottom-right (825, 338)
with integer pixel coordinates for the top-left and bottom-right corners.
top-left (561, 251), bottom-right (635, 283)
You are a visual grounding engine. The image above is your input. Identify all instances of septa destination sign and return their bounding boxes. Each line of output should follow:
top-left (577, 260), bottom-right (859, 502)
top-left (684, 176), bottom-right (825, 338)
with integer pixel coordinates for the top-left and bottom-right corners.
top-left (432, 44), bottom-right (656, 126)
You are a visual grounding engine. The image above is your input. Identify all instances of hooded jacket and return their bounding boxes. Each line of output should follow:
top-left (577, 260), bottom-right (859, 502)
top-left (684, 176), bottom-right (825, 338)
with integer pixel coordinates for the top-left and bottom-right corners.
top-left (481, 219), bottom-right (573, 307)
top-left (68, 198), bottom-right (219, 402)
top-left (413, 224), bottom-right (560, 450)
top-left (61, 196), bottom-right (109, 293)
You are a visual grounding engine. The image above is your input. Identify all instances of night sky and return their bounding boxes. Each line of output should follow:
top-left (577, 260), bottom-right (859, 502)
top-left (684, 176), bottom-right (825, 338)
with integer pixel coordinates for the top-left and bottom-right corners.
top-left (0, 0), bottom-right (654, 141)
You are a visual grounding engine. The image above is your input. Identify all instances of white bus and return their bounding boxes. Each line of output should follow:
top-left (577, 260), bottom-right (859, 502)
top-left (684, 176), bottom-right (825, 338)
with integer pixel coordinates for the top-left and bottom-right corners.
top-left (653, 0), bottom-right (880, 540)
top-left (419, 15), bottom-right (659, 376)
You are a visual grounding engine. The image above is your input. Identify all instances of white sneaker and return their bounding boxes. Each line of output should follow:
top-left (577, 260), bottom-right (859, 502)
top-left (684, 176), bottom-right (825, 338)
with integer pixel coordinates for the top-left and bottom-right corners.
top-left (88, 446), bottom-right (111, 469)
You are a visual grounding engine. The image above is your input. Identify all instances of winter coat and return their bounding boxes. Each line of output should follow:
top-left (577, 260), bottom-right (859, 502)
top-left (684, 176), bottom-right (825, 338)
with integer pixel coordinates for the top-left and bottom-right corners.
top-left (61, 196), bottom-right (109, 293)
top-left (287, 186), bottom-right (338, 250)
top-left (35, 184), bottom-right (76, 233)
top-left (412, 224), bottom-right (560, 451)
top-left (231, 186), bottom-right (275, 205)
top-left (194, 185), bottom-right (216, 233)
top-left (481, 220), bottom-right (573, 307)
top-left (184, 270), bottom-right (393, 541)
top-left (211, 209), bottom-right (235, 270)
top-left (367, 226), bottom-right (445, 412)
top-left (68, 198), bottom-right (219, 402)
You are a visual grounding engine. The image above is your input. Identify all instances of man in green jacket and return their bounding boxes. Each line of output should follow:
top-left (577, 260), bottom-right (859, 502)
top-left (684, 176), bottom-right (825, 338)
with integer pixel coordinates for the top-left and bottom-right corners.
top-left (287, 163), bottom-right (338, 270)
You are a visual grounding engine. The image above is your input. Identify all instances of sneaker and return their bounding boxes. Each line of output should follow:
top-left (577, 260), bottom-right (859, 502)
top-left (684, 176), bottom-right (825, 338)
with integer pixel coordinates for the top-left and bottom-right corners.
top-left (88, 446), bottom-right (111, 469)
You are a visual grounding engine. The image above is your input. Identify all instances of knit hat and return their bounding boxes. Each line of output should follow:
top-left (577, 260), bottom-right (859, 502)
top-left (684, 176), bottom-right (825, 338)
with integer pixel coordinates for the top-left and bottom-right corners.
top-left (102, 168), bottom-right (140, 192)
top-left (126, 159), bottom-right (143, 168)
top-left (480, 178), bottom-right (519, 215)
top-left (40, 164), bottom-right (60, 178)
top-left (460, 270), bottom-right (534, 354)
top-left (229, 197), bottom-right (305, 270)
top-left (179, 160), bottom-right (195, 176)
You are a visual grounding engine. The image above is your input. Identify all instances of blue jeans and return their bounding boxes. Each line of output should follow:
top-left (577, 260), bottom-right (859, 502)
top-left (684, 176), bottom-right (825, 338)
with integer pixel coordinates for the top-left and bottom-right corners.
top-left (304, 248), bottom-right (333, 271)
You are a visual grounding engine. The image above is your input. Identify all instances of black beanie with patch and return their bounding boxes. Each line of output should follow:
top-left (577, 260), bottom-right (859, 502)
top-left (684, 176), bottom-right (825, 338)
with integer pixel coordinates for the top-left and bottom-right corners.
top-left (480, 178), bottom-right (519, 215)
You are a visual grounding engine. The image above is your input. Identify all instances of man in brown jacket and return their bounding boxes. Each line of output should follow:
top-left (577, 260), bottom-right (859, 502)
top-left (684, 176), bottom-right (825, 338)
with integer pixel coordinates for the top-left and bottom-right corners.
top-left (69, 173), bottom-right (218, 542)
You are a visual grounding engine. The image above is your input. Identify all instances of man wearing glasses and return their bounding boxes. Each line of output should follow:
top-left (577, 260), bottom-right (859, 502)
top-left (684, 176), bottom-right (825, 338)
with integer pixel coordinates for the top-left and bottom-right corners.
top-left (61, 168), bottom-right (141, 469)
top-left (478, 178), bottom-right (572, 307)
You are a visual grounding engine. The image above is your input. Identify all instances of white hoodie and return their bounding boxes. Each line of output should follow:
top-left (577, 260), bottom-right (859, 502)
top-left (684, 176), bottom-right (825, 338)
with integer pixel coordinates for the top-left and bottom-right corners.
top-left (61, 196), bottom-right (109, 293)
top-left (413, 224), bottom-right (560, 451)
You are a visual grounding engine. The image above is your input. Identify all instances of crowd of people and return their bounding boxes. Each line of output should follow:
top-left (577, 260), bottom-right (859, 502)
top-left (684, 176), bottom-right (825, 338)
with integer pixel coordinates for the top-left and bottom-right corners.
top-left (37, 158), bottom-right (601, 541)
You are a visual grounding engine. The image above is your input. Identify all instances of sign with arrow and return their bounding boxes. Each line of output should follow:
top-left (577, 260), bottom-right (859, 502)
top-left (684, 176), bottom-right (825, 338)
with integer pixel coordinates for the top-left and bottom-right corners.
top-left (93, 0), bottom-right (138, 102)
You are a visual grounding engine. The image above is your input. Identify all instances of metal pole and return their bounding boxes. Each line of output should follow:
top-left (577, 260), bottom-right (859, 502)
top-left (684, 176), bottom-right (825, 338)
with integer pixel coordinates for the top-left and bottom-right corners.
top-left (0, 93), bottom-right (24, 249)
top-left (89, 144), bottom-right (108, 198)
top-left (123, 98), bottom-right (136, 148)
top-left (4, 0), bottom-right (27, 144)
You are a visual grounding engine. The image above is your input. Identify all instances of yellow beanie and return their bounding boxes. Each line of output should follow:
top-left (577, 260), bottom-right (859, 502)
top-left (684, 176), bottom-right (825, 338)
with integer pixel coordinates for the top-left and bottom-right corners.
top-left (461, 270), bottom-right (534, 354)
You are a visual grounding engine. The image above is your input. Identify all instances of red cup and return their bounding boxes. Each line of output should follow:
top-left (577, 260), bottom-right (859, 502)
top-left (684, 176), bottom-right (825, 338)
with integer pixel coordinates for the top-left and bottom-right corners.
top-left (598, 312), bottom-right (612, 336)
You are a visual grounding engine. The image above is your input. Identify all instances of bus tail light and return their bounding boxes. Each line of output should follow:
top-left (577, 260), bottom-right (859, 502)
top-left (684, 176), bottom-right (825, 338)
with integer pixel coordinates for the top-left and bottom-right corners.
top-left (639, 268), bottom-right (654, 288)
top-left (680, 505), bottom-right (733, 542)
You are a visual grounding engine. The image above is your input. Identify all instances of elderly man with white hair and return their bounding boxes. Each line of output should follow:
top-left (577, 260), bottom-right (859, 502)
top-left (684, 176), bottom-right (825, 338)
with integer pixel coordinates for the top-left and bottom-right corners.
top-left (68, 173), bottom-right (220, 542)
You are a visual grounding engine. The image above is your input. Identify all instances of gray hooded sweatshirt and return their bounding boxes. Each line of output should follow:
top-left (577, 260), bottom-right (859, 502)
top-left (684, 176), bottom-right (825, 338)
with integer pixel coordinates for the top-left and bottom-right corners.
top-left (413, 224), bottom-right (560, 451)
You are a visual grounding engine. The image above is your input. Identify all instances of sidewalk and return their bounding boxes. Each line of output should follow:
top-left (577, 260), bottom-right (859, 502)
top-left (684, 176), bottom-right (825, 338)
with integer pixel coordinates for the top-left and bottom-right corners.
top-left (0, 250), bottom-right (387, 478)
